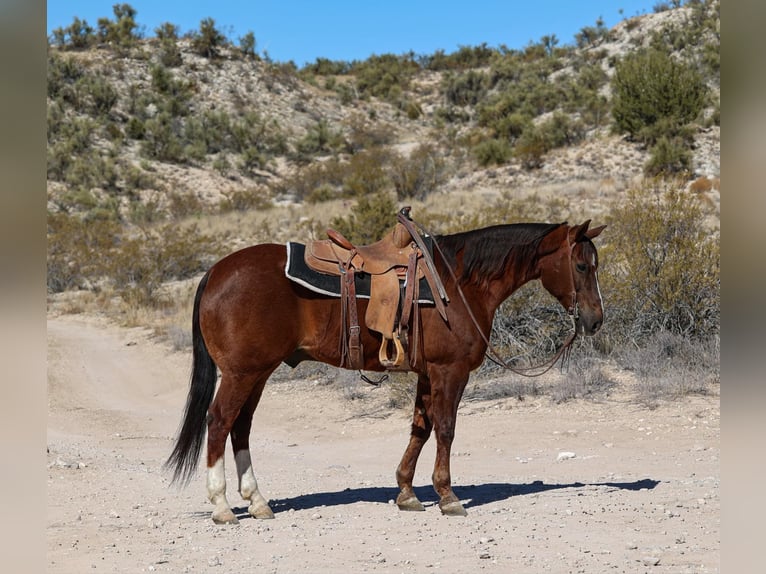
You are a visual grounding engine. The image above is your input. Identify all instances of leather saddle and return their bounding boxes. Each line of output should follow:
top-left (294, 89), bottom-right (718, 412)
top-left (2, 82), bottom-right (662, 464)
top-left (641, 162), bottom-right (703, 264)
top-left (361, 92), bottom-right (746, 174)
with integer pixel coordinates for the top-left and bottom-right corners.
top-left (304, 208), bottom-right (448, 370)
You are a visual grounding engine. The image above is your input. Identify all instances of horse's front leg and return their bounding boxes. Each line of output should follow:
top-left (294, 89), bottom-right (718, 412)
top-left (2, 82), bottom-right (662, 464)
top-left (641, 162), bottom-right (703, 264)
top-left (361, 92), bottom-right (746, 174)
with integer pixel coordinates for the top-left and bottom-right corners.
top-left (395, 374), bottom-right (433, 511)
top-left (430, 368), bottom-right (469, 516)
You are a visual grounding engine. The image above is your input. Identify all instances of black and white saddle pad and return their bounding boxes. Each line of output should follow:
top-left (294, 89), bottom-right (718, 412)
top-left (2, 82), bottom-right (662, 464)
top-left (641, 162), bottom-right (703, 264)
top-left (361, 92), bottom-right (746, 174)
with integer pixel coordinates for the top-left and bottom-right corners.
top-left (284, 242), bottom-right (434, 303)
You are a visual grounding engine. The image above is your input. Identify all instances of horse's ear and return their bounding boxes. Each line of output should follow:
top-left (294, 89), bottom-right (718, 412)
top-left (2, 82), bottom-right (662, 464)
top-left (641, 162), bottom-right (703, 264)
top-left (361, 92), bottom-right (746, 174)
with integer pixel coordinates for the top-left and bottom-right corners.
top-left (585, 224), bottom-right (607, 240)
top-left (538, 224), bottom-right (569, 255)
top-left (568, 220), bottom-right (591, 244)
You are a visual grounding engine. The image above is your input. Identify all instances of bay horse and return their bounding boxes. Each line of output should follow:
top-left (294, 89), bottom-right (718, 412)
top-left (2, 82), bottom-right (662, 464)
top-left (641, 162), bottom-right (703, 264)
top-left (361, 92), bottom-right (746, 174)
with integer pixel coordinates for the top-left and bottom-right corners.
top-left (166, 219), bottom-right (606, 523)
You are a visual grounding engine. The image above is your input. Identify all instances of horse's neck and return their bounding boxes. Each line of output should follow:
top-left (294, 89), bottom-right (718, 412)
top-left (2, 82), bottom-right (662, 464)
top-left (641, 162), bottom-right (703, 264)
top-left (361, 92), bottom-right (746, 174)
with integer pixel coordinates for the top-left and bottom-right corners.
top-left (448, 252), bottom-right (539, 325)
top-left (486, 259), bottom-right (539, 313)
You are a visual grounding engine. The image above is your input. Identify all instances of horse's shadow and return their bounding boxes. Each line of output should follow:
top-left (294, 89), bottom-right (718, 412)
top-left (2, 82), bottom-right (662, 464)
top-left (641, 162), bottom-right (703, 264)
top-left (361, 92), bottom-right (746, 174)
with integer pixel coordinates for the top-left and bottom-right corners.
top-left (233, 478), bottom-right (659, 517)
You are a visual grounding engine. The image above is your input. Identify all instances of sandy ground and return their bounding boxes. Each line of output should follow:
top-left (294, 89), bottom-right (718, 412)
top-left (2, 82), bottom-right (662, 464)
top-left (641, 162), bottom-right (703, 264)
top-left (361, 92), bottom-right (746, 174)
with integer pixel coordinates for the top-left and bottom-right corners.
top-left (47, 314), bottom-right (719, 573)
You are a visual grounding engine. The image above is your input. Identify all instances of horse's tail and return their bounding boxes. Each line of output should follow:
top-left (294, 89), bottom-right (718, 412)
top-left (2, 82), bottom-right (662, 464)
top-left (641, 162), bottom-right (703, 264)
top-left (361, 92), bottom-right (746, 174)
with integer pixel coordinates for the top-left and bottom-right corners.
top-left (165, 271), bottom-right (217, 486)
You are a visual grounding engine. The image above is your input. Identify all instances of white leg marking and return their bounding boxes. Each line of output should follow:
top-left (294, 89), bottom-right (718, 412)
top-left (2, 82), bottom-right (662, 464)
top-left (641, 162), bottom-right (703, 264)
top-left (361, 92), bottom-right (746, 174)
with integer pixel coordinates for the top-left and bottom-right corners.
top-left (234, 449), bottom-right (274, 519)
top-left (234, 449), bottom-right (257, 500)
top-left (206, 457), bottom-right (228, 505)
top-left (207, 457), bottom-right (238, 523)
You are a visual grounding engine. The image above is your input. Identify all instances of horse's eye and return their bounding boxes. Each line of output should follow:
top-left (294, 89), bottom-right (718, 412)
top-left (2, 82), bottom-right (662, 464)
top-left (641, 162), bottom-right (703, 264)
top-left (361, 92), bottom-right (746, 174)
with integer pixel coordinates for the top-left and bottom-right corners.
top-left (576, 262), bottom-right (587, 273)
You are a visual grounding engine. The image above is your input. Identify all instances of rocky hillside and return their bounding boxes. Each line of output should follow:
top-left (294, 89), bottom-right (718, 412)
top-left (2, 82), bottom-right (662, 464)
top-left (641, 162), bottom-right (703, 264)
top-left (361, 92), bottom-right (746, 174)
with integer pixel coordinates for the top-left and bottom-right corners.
top-left (47, 1), bottom-right (719, 233)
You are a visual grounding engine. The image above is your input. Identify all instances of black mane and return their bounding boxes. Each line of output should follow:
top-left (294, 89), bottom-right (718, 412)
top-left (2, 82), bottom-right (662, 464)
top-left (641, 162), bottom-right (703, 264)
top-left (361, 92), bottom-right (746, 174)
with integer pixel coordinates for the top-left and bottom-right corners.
top-left (435, 223), bottom-right (563, 287)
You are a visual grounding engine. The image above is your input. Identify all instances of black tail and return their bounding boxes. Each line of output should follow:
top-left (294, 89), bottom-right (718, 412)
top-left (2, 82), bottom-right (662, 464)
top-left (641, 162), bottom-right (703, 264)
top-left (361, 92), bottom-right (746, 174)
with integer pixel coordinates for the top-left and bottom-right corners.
top-left (165, 271), bottom-right (217, 486)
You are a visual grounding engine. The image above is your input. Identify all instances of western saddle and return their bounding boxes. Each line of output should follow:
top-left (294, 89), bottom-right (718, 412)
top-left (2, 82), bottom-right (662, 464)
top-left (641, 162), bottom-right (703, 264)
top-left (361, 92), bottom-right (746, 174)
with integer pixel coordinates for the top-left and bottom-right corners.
top-left (304, 208), bottom-right (448, 370)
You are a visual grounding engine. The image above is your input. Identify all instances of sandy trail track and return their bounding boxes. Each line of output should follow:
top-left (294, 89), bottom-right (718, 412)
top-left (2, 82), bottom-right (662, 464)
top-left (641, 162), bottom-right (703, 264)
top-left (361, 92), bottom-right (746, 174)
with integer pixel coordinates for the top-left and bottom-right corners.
top-left (47, 314), bottom-right (719, 573)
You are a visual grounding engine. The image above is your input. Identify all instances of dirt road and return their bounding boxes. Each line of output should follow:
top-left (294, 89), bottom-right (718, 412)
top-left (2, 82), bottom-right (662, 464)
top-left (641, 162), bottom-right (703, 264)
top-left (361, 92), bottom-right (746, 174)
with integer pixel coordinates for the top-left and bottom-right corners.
top-left (47, 314), bottom-right (719, 573)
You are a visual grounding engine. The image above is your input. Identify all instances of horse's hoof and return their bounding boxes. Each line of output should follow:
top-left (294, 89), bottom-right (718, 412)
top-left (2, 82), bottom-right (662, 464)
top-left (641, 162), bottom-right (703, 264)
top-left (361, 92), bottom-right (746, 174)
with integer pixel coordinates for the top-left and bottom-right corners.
top-left (249, 503), bottom-right (275, 520)
top-left (439, 500), bottom-right (468, 517)
top-left (212, 509), bottom-right (240, 525)
top-left (396, 495), bottom-right (425, 512)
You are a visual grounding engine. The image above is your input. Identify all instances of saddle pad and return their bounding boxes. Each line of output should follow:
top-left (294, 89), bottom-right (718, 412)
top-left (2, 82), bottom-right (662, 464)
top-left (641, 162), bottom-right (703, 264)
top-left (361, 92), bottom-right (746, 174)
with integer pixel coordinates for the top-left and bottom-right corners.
top-left (285, 242), bottom-right (434, 303)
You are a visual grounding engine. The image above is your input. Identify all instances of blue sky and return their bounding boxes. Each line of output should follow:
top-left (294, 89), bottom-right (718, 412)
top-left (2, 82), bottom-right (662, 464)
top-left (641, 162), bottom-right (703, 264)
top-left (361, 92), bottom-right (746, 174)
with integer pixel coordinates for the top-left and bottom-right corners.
top-left (47, 1), bottom-right (660, 67)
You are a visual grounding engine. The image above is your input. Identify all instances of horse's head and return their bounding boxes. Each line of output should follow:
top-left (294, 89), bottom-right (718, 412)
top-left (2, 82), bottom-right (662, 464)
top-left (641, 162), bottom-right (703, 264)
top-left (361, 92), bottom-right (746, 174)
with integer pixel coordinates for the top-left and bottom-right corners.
top-left (536, 221), bottom-right (606, 336)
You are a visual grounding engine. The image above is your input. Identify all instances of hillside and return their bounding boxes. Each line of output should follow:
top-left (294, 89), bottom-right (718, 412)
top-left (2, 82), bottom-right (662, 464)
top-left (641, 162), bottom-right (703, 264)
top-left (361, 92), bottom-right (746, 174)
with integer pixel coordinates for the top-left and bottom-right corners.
top-left (47, 2), bottom-right (719, 228)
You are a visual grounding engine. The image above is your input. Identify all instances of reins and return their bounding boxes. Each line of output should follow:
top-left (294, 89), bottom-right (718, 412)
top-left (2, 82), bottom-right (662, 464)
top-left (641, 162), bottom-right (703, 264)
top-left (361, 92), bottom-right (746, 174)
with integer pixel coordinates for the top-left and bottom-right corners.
top-left (410, 218), bottom-right (579, 377)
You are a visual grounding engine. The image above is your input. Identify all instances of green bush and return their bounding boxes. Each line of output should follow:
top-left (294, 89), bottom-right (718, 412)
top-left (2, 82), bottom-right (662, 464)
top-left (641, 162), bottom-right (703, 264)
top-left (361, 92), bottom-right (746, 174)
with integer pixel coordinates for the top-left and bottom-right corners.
top-left (599, 182), bottom-right (719, 343)
top-left (191, 17), bottom-right (228, 59)
top-left (342, 149), bottom-right (392, 197)
top-left (155, 22), bottom-right (183, 67)
top-left (644, 136), bottom-right (692, 177)
top-left (350, 53), bottom-right (419, 101)
top-left (443, 70), bottom-right (488, 106)
top-left (389, 144), bottom-right (446, 200)
top-left (329, 192), bottom-right (398, 245)
top-left (611, 47), bottom-right (706, 145)
top-left (473, 138), bottom-right (512, 167)
top-left (96, 3), bottom-right (140, 50)
top-left (50, 17), bottom-right (96, 49)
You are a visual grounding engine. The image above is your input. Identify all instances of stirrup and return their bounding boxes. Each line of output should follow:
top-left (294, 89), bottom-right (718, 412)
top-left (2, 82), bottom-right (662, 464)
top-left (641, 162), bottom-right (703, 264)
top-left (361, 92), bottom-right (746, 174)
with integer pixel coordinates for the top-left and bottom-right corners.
top-left (378, 332), bottom-right (405, 368)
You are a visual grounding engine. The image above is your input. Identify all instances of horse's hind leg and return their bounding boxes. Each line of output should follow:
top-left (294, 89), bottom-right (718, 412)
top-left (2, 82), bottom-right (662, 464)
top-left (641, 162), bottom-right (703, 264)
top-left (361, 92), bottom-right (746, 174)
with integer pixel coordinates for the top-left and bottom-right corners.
top-left (230, 370), bottom-right (278, 519)
top-left (206, 371), bottom-right (266, 525)
top-left (395, 374), bottom-right (433, 511)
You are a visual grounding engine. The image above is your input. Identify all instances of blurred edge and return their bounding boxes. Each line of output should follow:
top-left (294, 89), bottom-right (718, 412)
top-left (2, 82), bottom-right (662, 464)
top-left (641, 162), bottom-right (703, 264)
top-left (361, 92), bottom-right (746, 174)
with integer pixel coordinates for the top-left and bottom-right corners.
top-left (0, 0), bottom-right (46, 570)
top-left (722, 1), bottom-right (765, 573)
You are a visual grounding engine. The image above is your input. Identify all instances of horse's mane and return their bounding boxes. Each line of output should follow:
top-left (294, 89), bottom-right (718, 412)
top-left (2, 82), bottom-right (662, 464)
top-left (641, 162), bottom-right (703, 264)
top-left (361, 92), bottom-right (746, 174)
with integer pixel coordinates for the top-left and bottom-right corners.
top-left (435, 223), bottom-right (563, 288)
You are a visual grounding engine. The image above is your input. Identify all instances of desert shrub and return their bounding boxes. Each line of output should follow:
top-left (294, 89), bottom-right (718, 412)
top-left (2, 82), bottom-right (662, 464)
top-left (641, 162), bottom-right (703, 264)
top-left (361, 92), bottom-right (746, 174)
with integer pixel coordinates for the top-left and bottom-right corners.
top-left (434, 106), bottom-right (471, 125)
top-left (81, 74), bottom-right (119, 116)
top-left (49, 17), bottom-right (96, 49)
top-left (611, 47), bottom-right (706, 146)
top-left (96, 3), bottom-right (141, 51)
top-left (495, 112), bottom-right (530, 141)
top-left (350, 53), bottom-right (419, 101)
top-left (345, 113), bottom-right (394, 151)
top-left (443, 70), bottom-right (489, 106)
top-left (515, 113), bottom-right (586, 169)
top-left (386, 372), bottom-right (417, 410)
top-left (301, 57), bottom-right (352, 76)
top-left (473, 138), bottom-right (512, 167)
top-left (47, 212), bottom-right (120, 292)
top-left (239, 31), bottom-right (257, 59)
top-left (190, 17), bottom-right (228, 59)
top-left (424, 44), bottom-right (496, 71)
top-left (614, 331), bottom-right (719, 407)
top-left (342, 148), bottom-right (392, 197)
top-left (141, 112), bottom-right (184, 162)
top-left (218, 187), bottom-right (272, 213)
top-left (575, 17), bottom-right (611, 48)
top-left (295, 119), bottom-right (345, 157)
top-left (644, 136), bottom-right (692, 177)
top-left (106, 224), bottom-right (220, 305)
top-left (329, 192), bottom-right (399, 245)
top-left (389, 144), bottom-right (447, 200)
top-left (599, 182), bottom-right (719, 344)
top-left (47, 54), bottom-right (84, 100)
top-left (155, 22), bottom-right (183, 67)
top-left (47, 117), bottom-right (95, 181)
top-left (550, 354), bottom-right (618, 403)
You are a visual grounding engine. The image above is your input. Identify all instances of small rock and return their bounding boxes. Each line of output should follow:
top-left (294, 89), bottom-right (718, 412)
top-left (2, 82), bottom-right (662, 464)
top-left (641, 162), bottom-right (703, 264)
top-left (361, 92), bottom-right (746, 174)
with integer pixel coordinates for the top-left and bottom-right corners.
top-left (557, 451), bottom-right (576, 461)
top-left (641, 556), bottom-right (661, 566)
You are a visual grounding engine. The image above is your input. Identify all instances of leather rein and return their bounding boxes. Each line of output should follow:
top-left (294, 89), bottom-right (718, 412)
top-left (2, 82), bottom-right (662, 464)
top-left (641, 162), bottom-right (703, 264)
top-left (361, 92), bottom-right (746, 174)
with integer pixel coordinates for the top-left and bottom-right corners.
top-left (411, 218), bottom-right (579, 378)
